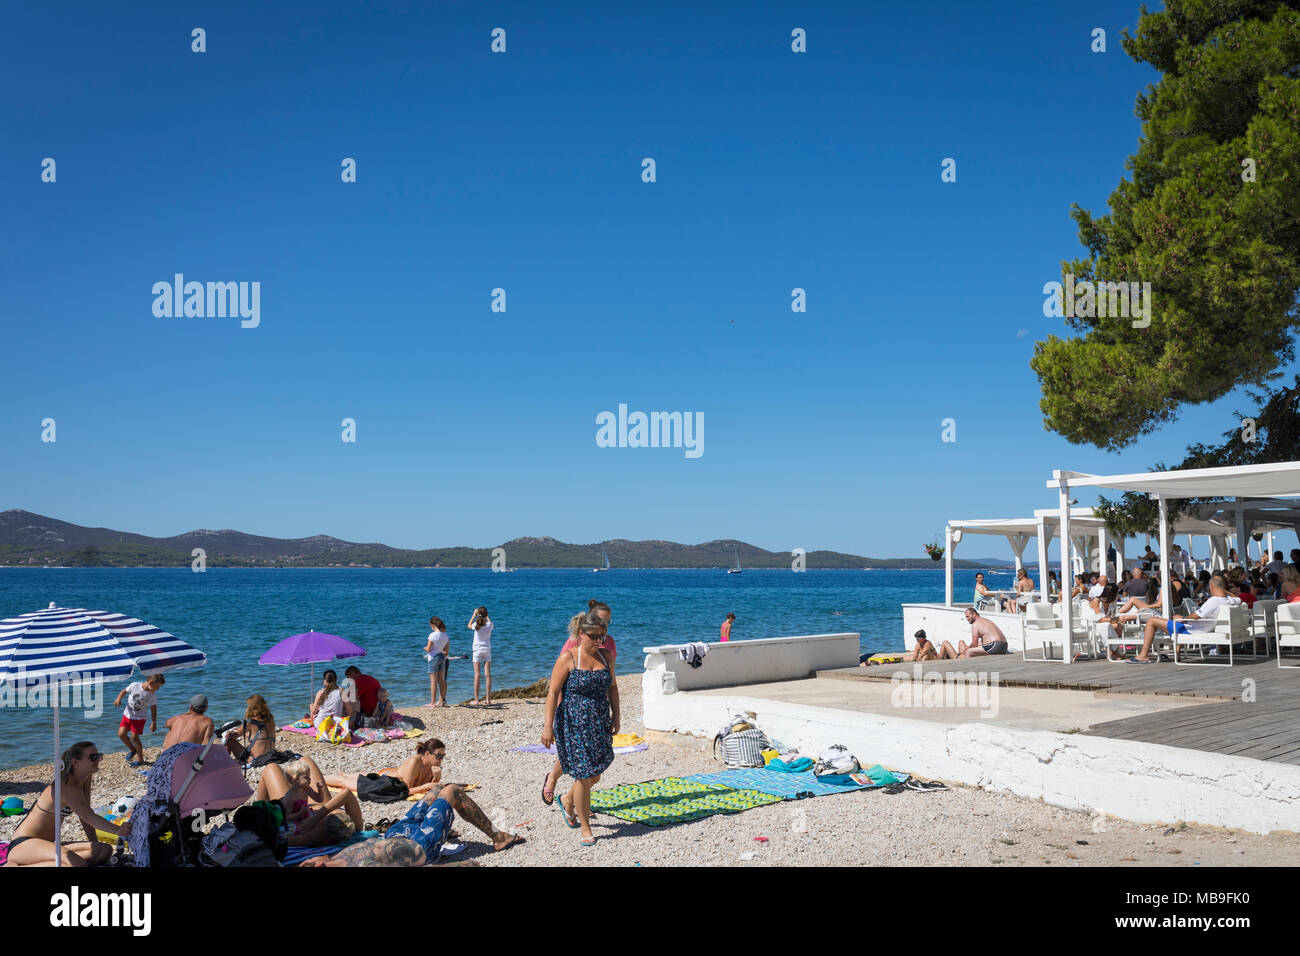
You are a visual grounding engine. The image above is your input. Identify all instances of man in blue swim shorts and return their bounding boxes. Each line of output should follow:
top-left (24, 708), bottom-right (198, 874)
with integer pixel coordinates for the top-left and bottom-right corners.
top-left (1130, 576), bottom-right (1240, 663)
top-left (301, 785), bottom-right (523, 866)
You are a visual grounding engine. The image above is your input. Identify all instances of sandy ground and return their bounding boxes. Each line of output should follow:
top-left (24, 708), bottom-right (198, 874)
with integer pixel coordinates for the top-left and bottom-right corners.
top-left (4, 674), bottom-right (1300, 866)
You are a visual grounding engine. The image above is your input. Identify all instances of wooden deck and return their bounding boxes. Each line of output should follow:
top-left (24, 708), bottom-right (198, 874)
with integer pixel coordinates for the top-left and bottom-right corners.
top-left (817, 656), bottom-right (1300, 766)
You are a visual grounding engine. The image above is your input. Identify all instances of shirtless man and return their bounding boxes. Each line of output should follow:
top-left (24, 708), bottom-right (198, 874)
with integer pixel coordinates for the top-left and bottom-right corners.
top-left (940, 608), bottom-right (1009, 658)
top-left (299, 785), bottom-right (522, 866)
top-left (161, 695), bottom-right (214, 750)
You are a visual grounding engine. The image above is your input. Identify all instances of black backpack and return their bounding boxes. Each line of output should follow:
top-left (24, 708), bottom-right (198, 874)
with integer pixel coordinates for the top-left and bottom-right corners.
top-left (200, 825), bottom-right (281, 867)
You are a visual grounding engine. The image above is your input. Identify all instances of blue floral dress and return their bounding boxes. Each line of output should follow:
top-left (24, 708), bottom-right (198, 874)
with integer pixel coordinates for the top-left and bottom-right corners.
top-left (554, 649), bottom-right (614, 781)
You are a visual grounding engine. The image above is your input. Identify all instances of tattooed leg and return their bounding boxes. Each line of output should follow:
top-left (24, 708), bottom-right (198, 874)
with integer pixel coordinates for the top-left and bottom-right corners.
top-left (438, 786), bottom-right (523, 852)
top-left (328, 836), bottom-right (426, 867)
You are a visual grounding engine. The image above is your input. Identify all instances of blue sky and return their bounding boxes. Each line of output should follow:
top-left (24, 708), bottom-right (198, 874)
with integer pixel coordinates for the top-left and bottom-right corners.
top-left (3, 1), bottom-right (1295, 560)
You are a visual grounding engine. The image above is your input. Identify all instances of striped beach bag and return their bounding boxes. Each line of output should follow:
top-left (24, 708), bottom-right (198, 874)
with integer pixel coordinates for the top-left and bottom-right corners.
top-left (714, 715), bottom-right (770, 767)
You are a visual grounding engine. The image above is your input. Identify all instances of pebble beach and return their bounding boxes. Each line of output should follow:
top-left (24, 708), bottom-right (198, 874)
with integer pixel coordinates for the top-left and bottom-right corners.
top-left (4, 673), bottom-right (1299, 867)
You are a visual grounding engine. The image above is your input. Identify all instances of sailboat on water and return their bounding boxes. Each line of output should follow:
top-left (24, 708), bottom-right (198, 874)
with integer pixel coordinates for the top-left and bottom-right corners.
top-left (593, 550), bottom-right (610, 572)
top-left (727, 548), bottom-right (742, 574)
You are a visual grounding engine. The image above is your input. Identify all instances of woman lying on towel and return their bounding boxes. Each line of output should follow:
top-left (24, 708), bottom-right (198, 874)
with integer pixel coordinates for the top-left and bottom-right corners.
top-left (5, 741), bottom-right (125, 867)
top-left (253, 756), bottom-right (364, 847)
top-left (324, 739), bottom-right (462, 802)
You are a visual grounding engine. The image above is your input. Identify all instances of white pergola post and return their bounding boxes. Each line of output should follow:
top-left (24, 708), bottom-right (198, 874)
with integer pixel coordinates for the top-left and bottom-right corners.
top-left (944, 526), bottom-right (954, 608)
top-left (1036, 517), bottom-right (1052, 603)
top-left (1059, 483), bottom-right (1072, 664)
top-left (1235, 506), bottom-right (1249, 571)
top-left (1157, 495), bottom-right (1172, 620)
top-left (1115, 534), bottom-right (1126, 578)
top-left (1268, 532), bottom-right (1275, 561)
top-left (1098, 524), bottom-right (1109, 577)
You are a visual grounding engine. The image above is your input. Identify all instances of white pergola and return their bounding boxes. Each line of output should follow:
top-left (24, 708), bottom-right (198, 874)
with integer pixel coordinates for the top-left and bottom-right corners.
top-left (943, 510), bottom-right (1107, 608)
top-left (1046, 460), bottom-right (1300, 664)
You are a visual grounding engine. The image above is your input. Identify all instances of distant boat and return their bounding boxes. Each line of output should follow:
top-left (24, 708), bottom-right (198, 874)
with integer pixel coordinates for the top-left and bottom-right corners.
top-left (727, 549), bottom-right (742, 574)
top-left (593, 550), bottom-right (610, 572)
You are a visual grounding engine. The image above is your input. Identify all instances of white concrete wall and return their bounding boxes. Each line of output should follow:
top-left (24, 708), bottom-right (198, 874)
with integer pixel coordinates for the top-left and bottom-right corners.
top-left (903, 603), bottom-right (1071, 656)
top-left (642, 688), bottom-right (1300, 834)
top-left (641, 632), bottom-right (859, 694)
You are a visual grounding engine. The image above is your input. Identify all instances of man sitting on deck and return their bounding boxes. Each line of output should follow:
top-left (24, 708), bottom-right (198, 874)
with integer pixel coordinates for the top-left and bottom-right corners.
top-left (1129, 575), bottom-right (1240, 663)
top-left (939, 608), bottom-right (1009, 658)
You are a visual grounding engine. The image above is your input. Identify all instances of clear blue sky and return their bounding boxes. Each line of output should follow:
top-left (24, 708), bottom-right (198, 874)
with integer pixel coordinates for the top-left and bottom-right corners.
top-left (3, 1), bottom-right (1294, 560)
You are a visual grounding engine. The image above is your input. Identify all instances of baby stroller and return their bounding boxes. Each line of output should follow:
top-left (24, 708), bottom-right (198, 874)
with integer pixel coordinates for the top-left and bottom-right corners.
top-left (131, 741), bottom-right (253, 866)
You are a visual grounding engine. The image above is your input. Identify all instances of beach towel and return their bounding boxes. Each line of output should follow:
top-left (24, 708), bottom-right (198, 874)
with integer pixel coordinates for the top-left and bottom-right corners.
top-left (282, 830), bottom-right (379, 866)
top-left (512, 742), bottom-right (649, 756)
top-left (611, 733), bottom-right (645, 748)
top-left (589, 776), bottom-right (783, 826)
top-left (684, 766), bottom-right (907, 800)
top-left (280, 724), bottom-right (371, 747)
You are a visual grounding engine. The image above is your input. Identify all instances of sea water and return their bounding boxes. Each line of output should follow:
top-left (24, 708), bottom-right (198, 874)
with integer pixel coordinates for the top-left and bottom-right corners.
top-left (0, 566), bottom-right (996, 769)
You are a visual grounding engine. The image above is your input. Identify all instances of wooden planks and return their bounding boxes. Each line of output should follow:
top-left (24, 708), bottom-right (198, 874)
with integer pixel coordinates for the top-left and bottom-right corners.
top-left (818, 657), bottom-right (1300, 765)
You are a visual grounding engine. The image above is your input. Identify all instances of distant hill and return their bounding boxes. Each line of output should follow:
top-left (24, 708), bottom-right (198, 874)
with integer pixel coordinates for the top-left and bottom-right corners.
top-left (0, 510), bottom-right (1012, 570)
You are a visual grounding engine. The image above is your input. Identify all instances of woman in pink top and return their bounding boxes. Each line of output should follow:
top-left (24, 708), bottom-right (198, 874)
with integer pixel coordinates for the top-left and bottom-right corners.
top-left (721, 613), bottom-right (735, 641)
top-left (542, 600), bottom-right (614, 806)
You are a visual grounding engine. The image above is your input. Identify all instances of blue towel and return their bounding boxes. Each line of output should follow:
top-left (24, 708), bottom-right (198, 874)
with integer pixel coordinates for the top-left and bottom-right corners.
top-left (684, 767), bottom-right (906, 799)
top-left (282, 830), bottom-right (380, 866)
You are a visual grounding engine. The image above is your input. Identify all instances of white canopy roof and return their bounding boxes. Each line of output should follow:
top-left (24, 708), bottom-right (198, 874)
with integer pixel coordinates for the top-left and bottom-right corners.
top-left (1048, 461), bottom-right (1300, 499)
top-left (948, 510), bottom-right (1105, 537)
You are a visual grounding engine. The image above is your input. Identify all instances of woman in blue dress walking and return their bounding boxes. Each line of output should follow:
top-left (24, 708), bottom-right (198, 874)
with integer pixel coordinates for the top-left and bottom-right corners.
top-left (542, 610), bottom-right (620, 846)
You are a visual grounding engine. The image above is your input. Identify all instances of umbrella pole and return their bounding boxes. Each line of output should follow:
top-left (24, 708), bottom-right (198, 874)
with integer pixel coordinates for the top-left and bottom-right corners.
top-left (310, 662), bottom-right (314, 714)
top-left (53, 686), bottom-right (62, 868)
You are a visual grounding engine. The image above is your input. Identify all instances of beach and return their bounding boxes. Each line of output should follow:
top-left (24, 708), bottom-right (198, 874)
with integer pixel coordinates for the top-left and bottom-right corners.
top-left (4, 673), bottom-right (1299, 867)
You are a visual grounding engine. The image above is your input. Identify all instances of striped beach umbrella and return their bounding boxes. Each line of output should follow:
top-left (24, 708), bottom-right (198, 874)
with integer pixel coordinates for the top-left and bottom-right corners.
top-left (0, 603), bottom-right (207, 866)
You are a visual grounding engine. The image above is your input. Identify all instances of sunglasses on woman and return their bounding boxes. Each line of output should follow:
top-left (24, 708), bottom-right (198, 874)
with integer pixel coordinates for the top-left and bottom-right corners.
top-left (88, 753), bottom-right (102, 762)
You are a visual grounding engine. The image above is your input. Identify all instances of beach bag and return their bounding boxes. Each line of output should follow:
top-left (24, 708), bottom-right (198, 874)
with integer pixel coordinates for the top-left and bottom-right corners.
top-left (814, 744), bottom-right (860, 777)
top-left (714, 728), bottom-right (770, 767)
top-left (200, 828), bottom-right (280, 867)
top-left (315, 715), bottom-right (351, 744)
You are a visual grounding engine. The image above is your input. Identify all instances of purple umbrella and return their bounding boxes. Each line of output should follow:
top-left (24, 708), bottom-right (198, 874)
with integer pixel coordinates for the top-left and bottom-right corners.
top-left (257, 631), bottom-right (366, 706)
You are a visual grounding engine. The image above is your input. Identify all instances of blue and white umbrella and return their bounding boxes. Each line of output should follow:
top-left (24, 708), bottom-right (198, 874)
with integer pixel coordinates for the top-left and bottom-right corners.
top-left (0, 603), bottom-right (207, 866)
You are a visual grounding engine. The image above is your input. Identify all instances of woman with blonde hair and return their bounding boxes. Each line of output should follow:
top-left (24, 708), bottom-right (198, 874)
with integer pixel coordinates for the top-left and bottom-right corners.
top-left (542, 610), bottom-right (619, 847)
top-left (5, 741), bottom-right (123, 866)
top-left (541, 601), bottom-right (615, 806)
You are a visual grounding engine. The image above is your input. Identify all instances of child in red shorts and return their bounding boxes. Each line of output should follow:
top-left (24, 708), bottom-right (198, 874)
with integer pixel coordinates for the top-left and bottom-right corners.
top-left (114, 674), bottom-right (164, 766)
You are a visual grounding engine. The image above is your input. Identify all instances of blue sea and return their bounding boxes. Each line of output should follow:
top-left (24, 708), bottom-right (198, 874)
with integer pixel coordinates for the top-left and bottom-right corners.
top-left (0, 566), bottom-right (1002, 769)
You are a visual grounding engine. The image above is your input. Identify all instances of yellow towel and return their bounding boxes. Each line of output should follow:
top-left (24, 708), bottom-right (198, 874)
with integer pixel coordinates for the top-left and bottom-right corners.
top-left (612, 733), bottom-right (645, 748)
top-left (403, 729), bottom-right (423, 738)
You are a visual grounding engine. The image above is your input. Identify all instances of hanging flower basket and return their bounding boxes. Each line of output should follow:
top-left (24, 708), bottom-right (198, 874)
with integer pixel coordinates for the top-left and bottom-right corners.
top-left (924, 542), bottom-right (944, 561)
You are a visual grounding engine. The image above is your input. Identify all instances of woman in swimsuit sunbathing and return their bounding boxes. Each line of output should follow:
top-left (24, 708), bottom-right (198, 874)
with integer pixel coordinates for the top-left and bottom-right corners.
top-left (224, 694), bottom-right (277, 764)
top-left (323, 739), bottom-right (458, 798)
top-left (6, 741), bottom-right (124, 867)
top-left (252, 756), bottom-right (363, 848)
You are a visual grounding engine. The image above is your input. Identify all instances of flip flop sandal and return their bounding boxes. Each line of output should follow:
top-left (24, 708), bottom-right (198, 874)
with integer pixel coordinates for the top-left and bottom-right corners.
top-left (906, 780), bottom-right (948, 791)
top-left (541, 774), bottom-right (555, 806)
top-left (880, 782), bottom-right (908, 795)
top-left (559, 794), bottom-right (579, 829)
top-left (579, 837), bottom-right (597, 847)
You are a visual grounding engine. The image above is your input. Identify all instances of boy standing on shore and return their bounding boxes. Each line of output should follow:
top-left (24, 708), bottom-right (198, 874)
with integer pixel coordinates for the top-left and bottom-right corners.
top-left (114, 674), bottom-right (164, 766)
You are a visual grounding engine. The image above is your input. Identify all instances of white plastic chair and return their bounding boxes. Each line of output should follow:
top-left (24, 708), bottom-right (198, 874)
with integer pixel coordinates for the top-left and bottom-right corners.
top-left (1250, 599), bottom-right (1281, 656)
top-left (1174, 605), bottom-right (1250, 666)
top-left (1276, 603), bottom-right (1300, 669)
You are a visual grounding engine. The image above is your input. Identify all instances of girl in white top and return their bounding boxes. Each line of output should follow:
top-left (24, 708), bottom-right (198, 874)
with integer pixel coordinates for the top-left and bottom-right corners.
top-left (425, 616), bottom-right (450, 708)
top-left (468, 606), bottom-right (493, 705)
top-left (311, 669), bottom-right (345, 727)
